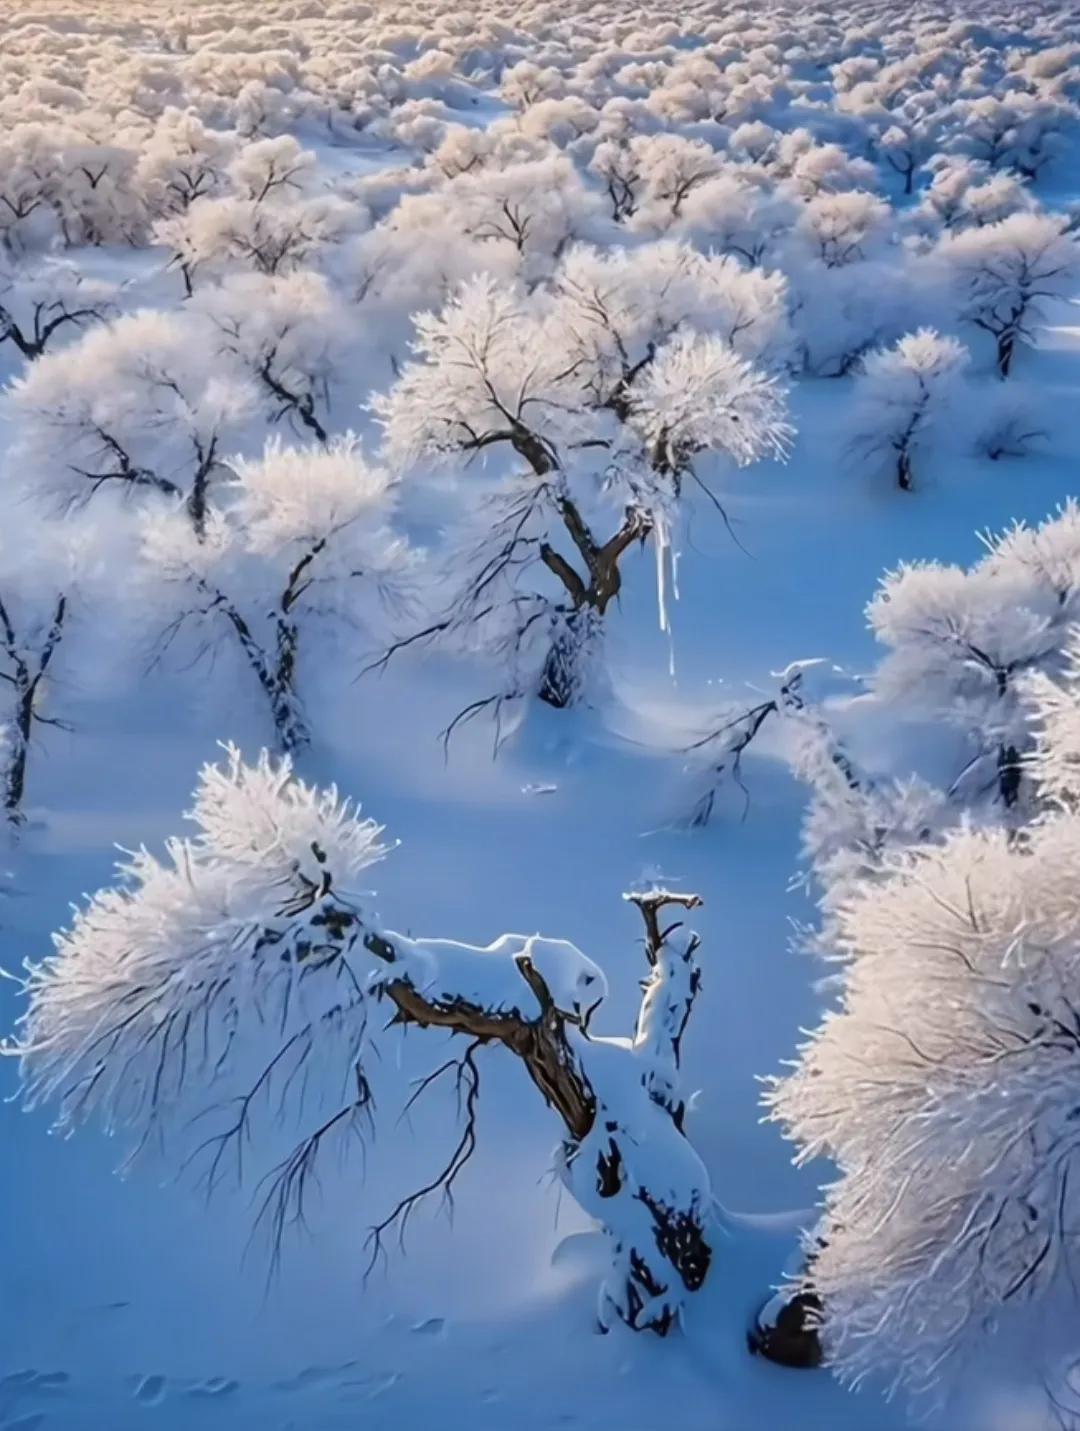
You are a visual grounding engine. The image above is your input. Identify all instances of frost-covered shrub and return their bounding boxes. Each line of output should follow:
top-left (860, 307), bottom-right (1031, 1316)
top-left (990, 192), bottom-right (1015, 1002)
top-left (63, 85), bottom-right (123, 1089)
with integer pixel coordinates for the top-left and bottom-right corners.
top-left (834, 502), bottom-right (1080, 825)
top-left (136, 109), bottom-right (236, 218)
top-left (156, 191), bottom-right (358, 292)
top-left (767, 652), bottom-right (1080, 1403)
top-left (846, 328), bottom-right (969, 490)
top-left (969, 380), bottom-right (1050, 462)
top-left (938, 211), bottom-right (1080, 377)
top-left (141, 437), bottom-right (410, 750)
top-left (9, 309), bottom-right (256, 534)
top-left (0, 258), bottom-right (116, 362)
top-left (788, 254), bottom-right (927, 377)
top-left (193, 269), bottom-right (348, 443)
top-left (795, 189), bottom-right (890, 267)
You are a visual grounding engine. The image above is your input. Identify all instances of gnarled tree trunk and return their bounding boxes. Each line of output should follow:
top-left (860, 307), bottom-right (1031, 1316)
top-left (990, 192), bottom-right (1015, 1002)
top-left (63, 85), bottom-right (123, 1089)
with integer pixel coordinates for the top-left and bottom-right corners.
top-left (360, 890), bottom-right (713, 1334)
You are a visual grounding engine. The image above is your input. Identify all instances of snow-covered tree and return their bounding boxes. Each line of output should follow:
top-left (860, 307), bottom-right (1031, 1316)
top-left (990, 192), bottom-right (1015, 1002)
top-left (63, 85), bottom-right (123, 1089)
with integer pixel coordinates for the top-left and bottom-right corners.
top-left (670, 174), bottom-right (797, 269)
top-left (8, 747), bottom-right (713, 1335)
top-left (10, 310), bottom-right (256, 537)
top-left (970, 380), bottom-right (1049, 462)
top-left (767, 503), bottom-right (1080, 870)
top-left (846, 328), bottom-right (970, 491)
top-left (193, 270), bottom-right (347, 444)
top-left (552, 240), bottom-right (792, 378)
top-left (962, 173), bottom-right (1036, 230)
top-left (728, 121), bottom-right (779, 166)
top-left (54, 135), bottom-right (147, 248)
top-left (939, 211), bottom-right (1080, 377)
top-left (0, 258), bottom-right (116, 362)
top-left (0, 124), bottom-right (63, 253)
top-left (414, 154), bottom-right (606, 281)
top-left (345, 212), bottom-right (518, 363)
top-left (590, 137), bottom-right (643, 223)
top-left (916, 158), bottom-right (985, 232)
top-left (788, 255), bottom-right (927, 378)
top-left (225, 134), bottom-right (316, 204)
top-left (795, 190), bottom-right (891, 268)
top-left (948, 91), bottom-right (1077, 181)
top-left (501, 60), bottom-right (566, 110)
top-left (877, 122), bottom-right (934, 196)
top-left (143, 437), bottom-right (409, 751)
top-left (0, 532), bottom-right (73, 821)
top-left (913, 158), bottom-right (1035, 236)
top-left (679, 659), bottom-right (863, 831)
top-left (764, 647), bottom-right (1080, 1403)
top-left (155, 191), bottom-right (356, 294)
top-left (371, 271), bottom-right (789, 716)
top-left (778, 135), bottom-right (878, 197)
top-left (627, 134), bottom-right (723, 226)
top-left (862, 503), bottom-right (1080, 815)
top-left (136, 109), bottom-right (236, 218)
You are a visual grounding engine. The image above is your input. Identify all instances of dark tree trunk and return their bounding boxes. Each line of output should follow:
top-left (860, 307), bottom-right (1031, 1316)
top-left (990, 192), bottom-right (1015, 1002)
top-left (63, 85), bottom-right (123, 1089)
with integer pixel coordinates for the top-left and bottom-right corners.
top-left (999, 743), bottom-right (1022, 808)
top-left (748, 1290), bottom-right (824, 1368)
top-left (201, 583), bottom-right (309, 753)
top-left (0, 594), bottom-right (67, 822)
top-left (3, 679), bottom-right (32, 820)
top-left (186, 437), bottom-right (217, 540)
top-left (534, 501), bottom-right (648, 709)
top-left (897, 447), bottom-right (913, 491)
top-left (997, 331), bottom-right (1015, 379)
top-left (270, 618), bottom-right (307, 752)
top-left (537, 613), bottom-right (587, 709)
top-left (749, 1232), bottom-right (825, 1370)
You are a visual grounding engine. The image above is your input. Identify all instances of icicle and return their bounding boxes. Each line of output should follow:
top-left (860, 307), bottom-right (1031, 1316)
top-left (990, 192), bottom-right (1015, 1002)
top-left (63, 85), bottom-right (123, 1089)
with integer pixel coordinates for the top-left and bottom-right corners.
top-left (655, 512), bottom-right (669, 636)
top-left (653, 513), bottom-right (678, 681)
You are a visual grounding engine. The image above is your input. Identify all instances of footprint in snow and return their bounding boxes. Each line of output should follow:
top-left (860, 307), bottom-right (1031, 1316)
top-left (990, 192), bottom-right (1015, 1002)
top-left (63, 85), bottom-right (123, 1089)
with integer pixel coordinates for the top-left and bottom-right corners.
top-left (368, 1373), bottom-right (400, 1398)
top-left (133, 1374), bottom-right (168, 1406)
top-left (184, 1378), bottom-right (239, 1399)
top-left (410, 1317), bottom-right (445, 1336)
top-left (273, 1363), bottom-right (360, 1392)
top-left (0, 1375), bottom-right (66, 1395)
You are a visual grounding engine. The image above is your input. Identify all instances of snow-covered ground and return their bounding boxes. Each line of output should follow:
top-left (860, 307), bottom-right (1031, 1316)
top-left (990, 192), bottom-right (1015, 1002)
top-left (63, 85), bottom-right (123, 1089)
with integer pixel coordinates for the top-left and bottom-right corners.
top-left (1, 2), bottom-right (1079, 1428)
